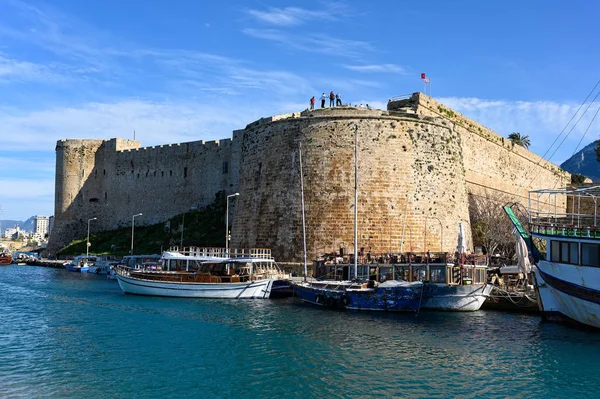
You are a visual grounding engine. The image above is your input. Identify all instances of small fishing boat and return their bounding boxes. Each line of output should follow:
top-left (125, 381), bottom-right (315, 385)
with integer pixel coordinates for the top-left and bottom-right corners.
top-left (294, 279), bottom-right (424, 311)
top-left (114, 247), bottom-right (287, 299)
top-left (0, 250), bottom-right (12, 265)
top-left (64, 255), bottom-right (96, 272)
top-left (506, 185), bottom-right (600, 329)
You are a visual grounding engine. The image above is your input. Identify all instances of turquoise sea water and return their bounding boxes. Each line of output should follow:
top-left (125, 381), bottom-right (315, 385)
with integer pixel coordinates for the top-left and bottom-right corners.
top-left (1, 265), bottom-right (600, 399)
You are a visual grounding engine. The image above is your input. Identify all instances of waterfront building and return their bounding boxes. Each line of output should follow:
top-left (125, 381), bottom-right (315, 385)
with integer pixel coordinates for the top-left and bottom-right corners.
top-left (34, 216), bottom-right (50, 238)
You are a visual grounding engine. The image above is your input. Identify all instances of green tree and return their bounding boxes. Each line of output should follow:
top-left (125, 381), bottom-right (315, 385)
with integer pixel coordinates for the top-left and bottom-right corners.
top-left (508, 132), bottom-right (531, 149)
top-left (571, 173), bottom-right (586, 184)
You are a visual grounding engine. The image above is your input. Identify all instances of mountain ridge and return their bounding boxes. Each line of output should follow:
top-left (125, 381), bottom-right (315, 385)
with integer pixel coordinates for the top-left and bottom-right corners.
top-left (560, 141), bottom-right (600, 182)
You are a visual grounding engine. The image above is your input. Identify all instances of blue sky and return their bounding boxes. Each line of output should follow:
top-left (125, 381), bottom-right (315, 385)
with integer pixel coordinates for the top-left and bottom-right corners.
top-left (1, 0), bottom-right (599, 221)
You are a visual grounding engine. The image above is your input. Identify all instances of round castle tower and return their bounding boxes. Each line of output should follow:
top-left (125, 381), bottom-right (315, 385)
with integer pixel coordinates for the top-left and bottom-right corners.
top-left (231, 106), bottom-right (472, 262)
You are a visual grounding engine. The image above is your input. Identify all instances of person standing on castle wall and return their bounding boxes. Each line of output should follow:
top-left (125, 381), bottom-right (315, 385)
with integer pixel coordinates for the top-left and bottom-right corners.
top-left (336, 92), bottom-right (342, 106)
top-left (310, 96), bottom-right (315, 110)
top-left (320, 93), bottom-right (327, 108)
top-left (329, 91), bottom-right (335, 107)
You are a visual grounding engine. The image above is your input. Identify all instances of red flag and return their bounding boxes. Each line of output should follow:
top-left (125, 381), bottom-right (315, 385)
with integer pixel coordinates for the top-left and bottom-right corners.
top-left (421, 73), bottom-right (426, 79)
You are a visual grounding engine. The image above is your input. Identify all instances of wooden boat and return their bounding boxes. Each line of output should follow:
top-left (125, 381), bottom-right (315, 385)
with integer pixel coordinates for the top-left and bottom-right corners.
top-left (115, 247), bottom-right (288, 299)
top-left (506, 185), bottom-right (600, 329)
top-left (309, 250), bottom-right (492, 311)
top-left (0, 251), bottom-right (12, 265)
top-left (294, 279), bottom-right (424, 311)
top-left (484, 265), bottom-right (538, 313)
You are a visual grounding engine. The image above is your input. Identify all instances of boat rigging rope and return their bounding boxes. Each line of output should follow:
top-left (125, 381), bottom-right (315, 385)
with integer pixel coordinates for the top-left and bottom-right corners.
top-left (415, 283), bottom-right (425, 317)
top-left (518, 79), bottom-right (600, 188)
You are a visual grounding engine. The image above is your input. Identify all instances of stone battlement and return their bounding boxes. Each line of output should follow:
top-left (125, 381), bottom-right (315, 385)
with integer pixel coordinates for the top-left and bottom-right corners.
top-left (48, 93), bottom-right (570, 260)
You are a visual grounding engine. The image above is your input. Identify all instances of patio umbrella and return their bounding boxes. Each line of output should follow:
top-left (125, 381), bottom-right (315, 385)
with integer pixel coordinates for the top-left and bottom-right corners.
top-left (514, 228), bottom-right (531, 275)
top-left (457, 222), bottom-right (467, 254)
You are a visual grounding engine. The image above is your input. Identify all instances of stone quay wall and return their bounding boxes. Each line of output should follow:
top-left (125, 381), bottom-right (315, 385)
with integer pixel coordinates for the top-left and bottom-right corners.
top-left (48, 93), bottom-right (570, 260)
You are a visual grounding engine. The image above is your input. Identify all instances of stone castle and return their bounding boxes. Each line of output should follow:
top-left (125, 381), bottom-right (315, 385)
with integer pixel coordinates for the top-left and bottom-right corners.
top-left (47, 93), bottom-right (570, 261)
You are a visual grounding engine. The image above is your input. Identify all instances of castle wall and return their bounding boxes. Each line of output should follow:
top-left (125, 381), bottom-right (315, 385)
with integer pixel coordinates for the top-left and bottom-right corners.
top-left (231, 108), bottom-right (471, 261)
top-left (49, 93), bottom-right (570, 260)
top-left (49, 139), bottom-right (111, 252)
top-left (389, 93), bottom-right (570, 207)
top-left (48, 134), bottom-right (242, 254)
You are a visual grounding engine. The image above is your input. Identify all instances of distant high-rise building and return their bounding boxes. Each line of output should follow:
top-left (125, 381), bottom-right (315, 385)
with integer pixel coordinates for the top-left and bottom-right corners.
top-left (49, 216), bottom-right (54, 235)
top-left (35, 216), bottom-right (50, 238)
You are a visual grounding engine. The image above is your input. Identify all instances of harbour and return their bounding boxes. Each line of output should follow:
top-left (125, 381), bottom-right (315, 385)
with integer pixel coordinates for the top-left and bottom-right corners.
top-left (1, 264), bottom-right (600, 399)
top-left (1, 2), bottom-right (599, 397)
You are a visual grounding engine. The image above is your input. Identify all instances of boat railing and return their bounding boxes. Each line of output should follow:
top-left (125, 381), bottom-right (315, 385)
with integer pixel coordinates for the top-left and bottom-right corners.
top-left (168, 246), bottom-right (273, 259)
top-left (316, 252), bottom-right (484, 266)
top-left (531, 222), bottom-right (600, 239)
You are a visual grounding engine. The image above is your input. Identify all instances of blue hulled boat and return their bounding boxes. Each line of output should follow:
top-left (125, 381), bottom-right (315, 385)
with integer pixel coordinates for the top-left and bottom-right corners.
top-left (294, 279), bottom-right (424, 311)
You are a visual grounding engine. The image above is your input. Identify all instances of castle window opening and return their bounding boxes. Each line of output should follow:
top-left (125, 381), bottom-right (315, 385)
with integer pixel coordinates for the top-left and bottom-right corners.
top-left (184, 167), bottom-right (188, 178)
top-left (103, 169), bottom-right (106, 176)
top-left (154, 171), bottom-right (156, 177)
top-left (95, 169), bottom-right (97, 178)
top-left (105, 192), bottom-right (107, 200)
top-left (162, 171), bottom-right (164, 177)
top-left (170, 170), bottom-right (173, 177)
top-left (89, 198), bottom-right (99, 203)
top-left (223, 161), bottom-right (228, 174)
top-left (137, 173), bottom-right (140, 178)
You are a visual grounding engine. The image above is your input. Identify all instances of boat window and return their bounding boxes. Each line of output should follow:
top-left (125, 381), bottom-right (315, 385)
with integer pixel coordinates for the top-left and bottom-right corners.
top-left (475, 268), bottom-right (486, 284)
top-left (551, 240), bottom-right (580, 265)
top-left (581, 243), bottom-right (600, 267)
top-left (560, 242), bottom-right (569, 263)
top-left (394, 265), bottom-right (410, 281)
top-left (429, 266), bottom-right (446, 283)
top-left (412, 266), bottom-right (426, 282)
top-left (551, 241), bottom-right (560, 262)
top-left (569, 242), bottom-right (579, 264)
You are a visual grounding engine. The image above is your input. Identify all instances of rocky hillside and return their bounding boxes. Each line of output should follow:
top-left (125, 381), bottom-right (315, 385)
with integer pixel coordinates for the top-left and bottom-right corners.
top-left (560, 141), bottom-right (600, 182)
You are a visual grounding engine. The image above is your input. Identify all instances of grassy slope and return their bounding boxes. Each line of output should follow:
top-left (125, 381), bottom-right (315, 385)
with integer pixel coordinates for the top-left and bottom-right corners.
top-left (58, 192), bottom-right (227, 257)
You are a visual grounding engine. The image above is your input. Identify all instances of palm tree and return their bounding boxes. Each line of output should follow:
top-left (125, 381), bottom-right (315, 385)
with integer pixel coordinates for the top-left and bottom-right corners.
top-left (507, 132), bottom-right (531, 149)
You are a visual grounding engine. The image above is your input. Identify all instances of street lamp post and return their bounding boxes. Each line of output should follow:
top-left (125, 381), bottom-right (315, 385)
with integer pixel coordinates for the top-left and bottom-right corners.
top-left (225, 193), bottom-right (239, 256)
top-left (130, 213), bottom-right (142, 255)
top-left (87, 217), bottom-right (97, 258)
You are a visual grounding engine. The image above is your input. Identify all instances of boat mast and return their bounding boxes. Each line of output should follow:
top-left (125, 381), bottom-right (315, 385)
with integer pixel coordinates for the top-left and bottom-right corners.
top-left (354, 125), bottom-right (358, 281)
top-left (299, 143), bottom-right (308, 282)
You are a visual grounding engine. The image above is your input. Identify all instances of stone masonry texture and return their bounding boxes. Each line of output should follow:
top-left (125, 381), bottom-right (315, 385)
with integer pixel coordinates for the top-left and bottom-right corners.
top-left (48, 93), bottom-right (570, 260)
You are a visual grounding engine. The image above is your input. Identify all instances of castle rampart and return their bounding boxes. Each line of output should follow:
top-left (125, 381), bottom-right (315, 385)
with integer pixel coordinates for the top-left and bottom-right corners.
top-left (48, 93), bottom-right (570, 260)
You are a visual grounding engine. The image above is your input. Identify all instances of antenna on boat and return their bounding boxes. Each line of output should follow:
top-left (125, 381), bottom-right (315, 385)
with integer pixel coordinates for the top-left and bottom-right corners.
top-left (354, 124), bottom-right (358, 281)
top-left (299, 143), bottom-right (308, 282)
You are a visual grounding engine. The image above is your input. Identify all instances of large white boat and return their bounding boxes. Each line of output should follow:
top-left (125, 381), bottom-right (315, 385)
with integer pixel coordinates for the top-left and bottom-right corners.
top-left (114, 247), bottom-right (287, 299)
top-left (506, 185), bottom-right (600, 329)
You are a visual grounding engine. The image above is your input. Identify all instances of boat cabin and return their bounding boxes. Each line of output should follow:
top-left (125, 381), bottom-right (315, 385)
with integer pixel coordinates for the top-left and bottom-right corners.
top-left (313, 251), bottom-right (488, 285)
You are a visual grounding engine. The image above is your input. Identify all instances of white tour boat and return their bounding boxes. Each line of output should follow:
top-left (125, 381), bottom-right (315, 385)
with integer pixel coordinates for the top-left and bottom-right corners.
top-left (114, 247), bottom-right (286, 299)
top-left (506, 185), bottom-right (600, 329)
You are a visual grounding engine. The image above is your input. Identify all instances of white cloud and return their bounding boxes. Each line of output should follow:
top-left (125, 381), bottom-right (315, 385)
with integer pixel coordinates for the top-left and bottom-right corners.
top-left (243, 28), bottom-right (373, 58)
top-left (438, 96), bottom-right (600, 164)
top-left (0, 98), bottom-right (290, 152)
top-left (345, 64), bottom-right (407, 74)
top-left (244, 4), bottom-right (351, 26)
